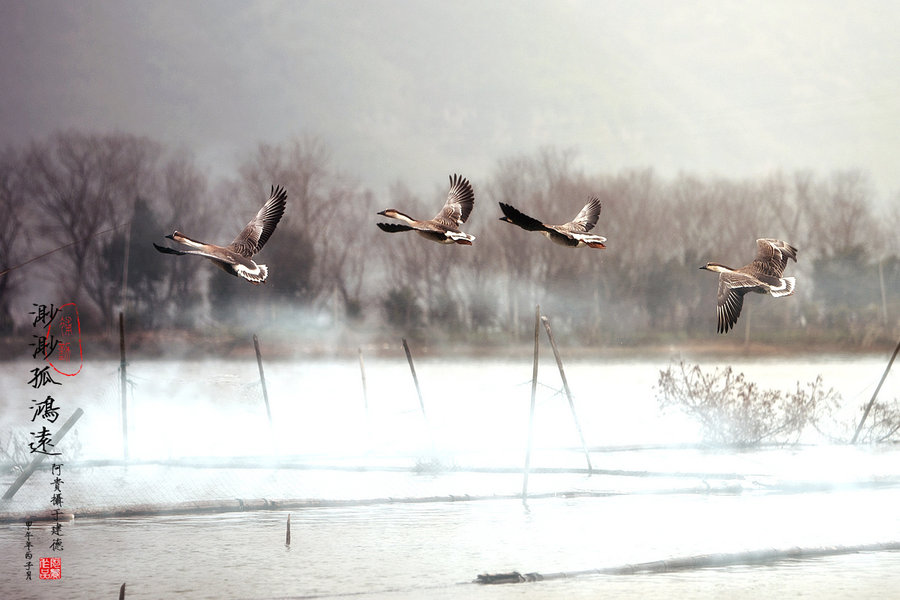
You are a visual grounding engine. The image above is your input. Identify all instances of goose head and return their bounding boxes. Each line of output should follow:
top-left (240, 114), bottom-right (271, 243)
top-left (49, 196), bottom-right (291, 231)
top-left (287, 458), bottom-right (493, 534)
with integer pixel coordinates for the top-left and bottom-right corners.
top-left (377, 209), bottom-right (416, 224)
top-left (700, 262), bottom-right (731, 273)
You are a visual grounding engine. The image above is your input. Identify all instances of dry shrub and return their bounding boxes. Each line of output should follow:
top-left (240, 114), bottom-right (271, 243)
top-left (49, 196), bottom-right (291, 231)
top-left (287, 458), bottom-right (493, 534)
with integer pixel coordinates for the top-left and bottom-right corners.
top-left (828, 398), bottom-right (900, 444)
top-left (656, 361), bottom-right (841, 446)
top-left (858, 399), bottom-right (900, 443)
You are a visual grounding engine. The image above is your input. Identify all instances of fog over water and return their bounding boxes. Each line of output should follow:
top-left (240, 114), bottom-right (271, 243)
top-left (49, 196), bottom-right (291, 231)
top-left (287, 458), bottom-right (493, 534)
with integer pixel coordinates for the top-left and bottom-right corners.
top-left (1, 355), bottom-right (899, 598)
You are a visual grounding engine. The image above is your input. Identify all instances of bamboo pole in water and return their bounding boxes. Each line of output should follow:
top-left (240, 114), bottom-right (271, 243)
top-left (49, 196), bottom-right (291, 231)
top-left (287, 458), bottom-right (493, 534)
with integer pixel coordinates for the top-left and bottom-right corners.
top-left (852, 335), bottom-right (900, 444)
top-left (402, 338), bottom-right (434, 452)
top-left (402, 338), bottom-right (427, 423)
top-left (119, 312), bottom-right (129, 461)
top-left (120, 217), bottom-right (132, 317)
top-left (358, 347), bottom-right (369, 418)
top-left (2, 408), bottom-right (85, 500)
top-left (253, 334), bottom-right (273, 429)
top-left (522, 305), bottom-right (541, 500)
top-left (285, 513), bottom-right (291, 547)
top-left (541, 315), bottom-right (593, 474)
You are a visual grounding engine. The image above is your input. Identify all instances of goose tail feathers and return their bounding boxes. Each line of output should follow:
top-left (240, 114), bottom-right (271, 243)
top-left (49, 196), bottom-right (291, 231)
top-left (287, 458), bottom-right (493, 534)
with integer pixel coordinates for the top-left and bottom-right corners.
top-left (446, 231), bottom-right (476, 245)
top-left (234, 262), bottom-right (268, 285)
top-left (770, 276), bottom-right (795, 297)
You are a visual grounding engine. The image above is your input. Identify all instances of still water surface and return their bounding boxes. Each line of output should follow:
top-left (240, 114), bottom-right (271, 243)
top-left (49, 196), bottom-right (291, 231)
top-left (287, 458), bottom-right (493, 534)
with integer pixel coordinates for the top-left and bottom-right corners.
top-left (1, 355), bottom-right (898, 598)
top-left (3, 490), bottom-right (900, 599)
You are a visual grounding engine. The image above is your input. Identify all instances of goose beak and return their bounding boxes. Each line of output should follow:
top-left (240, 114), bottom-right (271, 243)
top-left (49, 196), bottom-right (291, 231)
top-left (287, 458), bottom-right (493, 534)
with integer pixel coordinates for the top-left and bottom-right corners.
top-left (699, 265), bottom-right (708, 270)
top-left (376, 210), bottom-right (387, 216)
top-left (165, 234), bottom-right (175, 241)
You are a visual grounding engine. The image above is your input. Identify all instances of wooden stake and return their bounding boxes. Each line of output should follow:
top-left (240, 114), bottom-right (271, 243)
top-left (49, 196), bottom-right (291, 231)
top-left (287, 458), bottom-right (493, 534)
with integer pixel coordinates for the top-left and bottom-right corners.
top-left (358, 347), bottom-right (369, 417)
top-left (3, 408), bottom-right (84, 500)
top-left (119, 312), bottom-right (129, 461)
top-left (285, 513), bottom-right (291, 547)
top-left (402, 338), bottom-right (434, 451)
top-left (120, 217), bottom-right (132, 317)
top-left (119, 582), bottom-right (126, 600)
top-left (402, 338), bottom-right (427, 422)
top-left (541, 315), bottom-right (593, 474)
top-left (852, 336), bottom-right (900, 444)
top-left (253, 334), bottom-right (273, 429)
top-left (522, 305), bottom-right (541, 500)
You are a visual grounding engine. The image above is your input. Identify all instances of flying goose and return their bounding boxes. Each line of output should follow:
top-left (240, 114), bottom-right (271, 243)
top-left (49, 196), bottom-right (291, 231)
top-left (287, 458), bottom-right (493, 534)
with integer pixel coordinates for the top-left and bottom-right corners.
top-left (700, 238), bottom-right (798, 333)
top-left (153, 185), bottom-right (287, 284)
top-left (498, 197), bottom-right (606, 248)
top-left (376, 174), bottom-right (475, 245)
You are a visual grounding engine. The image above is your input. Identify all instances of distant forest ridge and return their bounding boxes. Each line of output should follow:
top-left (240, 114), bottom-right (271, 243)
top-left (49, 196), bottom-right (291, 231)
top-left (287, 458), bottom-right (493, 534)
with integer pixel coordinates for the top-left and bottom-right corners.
top-left (1, 131), bottom-right (898, 349)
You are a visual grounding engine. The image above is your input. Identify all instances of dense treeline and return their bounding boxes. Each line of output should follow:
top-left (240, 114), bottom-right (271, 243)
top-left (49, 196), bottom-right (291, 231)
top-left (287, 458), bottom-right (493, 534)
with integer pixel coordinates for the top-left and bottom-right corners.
top-left (1, 131), bottom-right (898, 349)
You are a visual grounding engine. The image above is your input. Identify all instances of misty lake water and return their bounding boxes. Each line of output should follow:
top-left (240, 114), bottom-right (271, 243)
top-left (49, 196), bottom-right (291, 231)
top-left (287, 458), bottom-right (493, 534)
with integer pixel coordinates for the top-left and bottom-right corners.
top-left (1, 353), bottom-right (899, 598)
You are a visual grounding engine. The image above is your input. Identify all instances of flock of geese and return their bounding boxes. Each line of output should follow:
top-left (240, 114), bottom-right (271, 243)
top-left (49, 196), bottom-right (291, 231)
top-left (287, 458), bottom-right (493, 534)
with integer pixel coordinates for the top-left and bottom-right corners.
top-left (153, 174), bottom-right (798, 334)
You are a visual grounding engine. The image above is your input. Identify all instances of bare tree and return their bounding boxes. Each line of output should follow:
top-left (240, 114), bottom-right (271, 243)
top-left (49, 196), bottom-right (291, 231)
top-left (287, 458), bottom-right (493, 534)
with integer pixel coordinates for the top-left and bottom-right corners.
top-left (230, 136), bottom-right (378, 320)
top-left (376, 179), bottom-right (470, 333)
top-left (23, 131), bottom-right (160, 330)
top-left (0, 148), bottom-right (28, 332)
top-left (802, 169), bottom-right (878, 258)
top-left (146, 153), bottom-right (213, 326)
top-left (4, 130), bottom-right (894, 348)
top-left (479, 148), bottom-right (608, 337)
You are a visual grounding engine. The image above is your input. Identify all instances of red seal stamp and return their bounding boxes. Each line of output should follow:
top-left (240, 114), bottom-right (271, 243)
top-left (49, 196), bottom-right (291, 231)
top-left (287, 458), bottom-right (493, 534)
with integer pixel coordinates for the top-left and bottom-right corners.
top-left (47, 303), bottom-right (82, 376)
top-left (39, 556), bottom-right (61, 580)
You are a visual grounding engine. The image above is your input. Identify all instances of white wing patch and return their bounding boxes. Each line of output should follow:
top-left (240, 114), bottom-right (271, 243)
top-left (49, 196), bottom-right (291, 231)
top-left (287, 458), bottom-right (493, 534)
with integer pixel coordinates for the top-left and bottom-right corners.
top-left (445, 231), bottom-right (476, 243)
top-left (769, 276), bottom-right (795, 297)
top-left (234, 262), bottom-right (268, 284)
top-left (571, 232), bottom-right (607, 245)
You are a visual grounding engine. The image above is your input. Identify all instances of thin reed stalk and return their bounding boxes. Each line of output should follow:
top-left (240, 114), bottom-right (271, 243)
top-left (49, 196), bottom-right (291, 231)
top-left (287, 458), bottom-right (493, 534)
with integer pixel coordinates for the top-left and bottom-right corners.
top-left (253, 334), bottom-right (273, 429)
top-left (522, 304), bottom-right (540, 500)
top-left (541, 315), bottom-right (593, 474)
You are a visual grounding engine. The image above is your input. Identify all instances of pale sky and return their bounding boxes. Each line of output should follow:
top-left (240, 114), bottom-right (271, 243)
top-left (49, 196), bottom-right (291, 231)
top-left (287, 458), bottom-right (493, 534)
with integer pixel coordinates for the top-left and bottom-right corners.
top-left (2, 0), bottom-right (900, 199)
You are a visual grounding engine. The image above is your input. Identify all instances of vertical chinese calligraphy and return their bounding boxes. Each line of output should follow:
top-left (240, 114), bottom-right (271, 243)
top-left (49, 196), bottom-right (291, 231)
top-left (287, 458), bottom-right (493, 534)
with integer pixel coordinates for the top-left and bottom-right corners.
top-left (23, 302), bottom-right (78, 581)
top-left (24, 520), bottom-right (33, 580)
top-left (49, 462), bottom-right (64, 554)
top-left (27, 304), bottom-right (63, 459)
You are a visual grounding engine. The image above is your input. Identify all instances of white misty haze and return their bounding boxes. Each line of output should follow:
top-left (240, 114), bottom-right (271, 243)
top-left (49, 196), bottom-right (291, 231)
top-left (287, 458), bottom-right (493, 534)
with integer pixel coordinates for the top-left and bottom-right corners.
top-left (2, 0), bottom-right (900, 200)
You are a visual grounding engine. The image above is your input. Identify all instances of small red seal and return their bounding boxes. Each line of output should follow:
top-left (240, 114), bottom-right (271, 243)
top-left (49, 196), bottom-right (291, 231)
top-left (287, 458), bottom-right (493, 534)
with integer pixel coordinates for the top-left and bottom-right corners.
top-left (47, 303), bottom-right (82, 376)
top-left (39, 556), bottom-right (61, 580)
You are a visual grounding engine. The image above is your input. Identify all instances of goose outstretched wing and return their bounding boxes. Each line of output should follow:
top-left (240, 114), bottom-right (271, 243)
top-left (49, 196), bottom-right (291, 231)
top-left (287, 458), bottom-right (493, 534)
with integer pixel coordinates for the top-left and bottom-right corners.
top-left (433, 174), bottom-right (474, 228)
top-left (716, 272), bottom-right (763, 334)
top-left (230, 185), bottom-right (287, 257)
top-left (376, 222), bottom-right (414, 233)
top-left (498, 202), bottom-right (546, 232)
top-left (561, 197), bottom-right (601, 233)
top-left (752, 238), bottom-right (797, 278)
